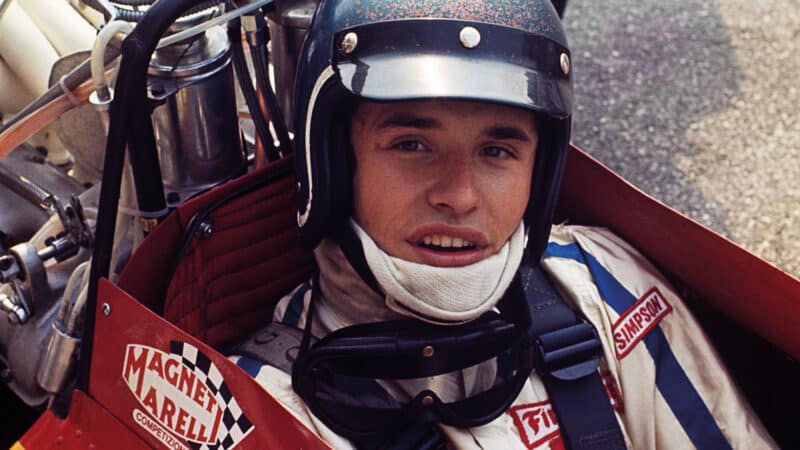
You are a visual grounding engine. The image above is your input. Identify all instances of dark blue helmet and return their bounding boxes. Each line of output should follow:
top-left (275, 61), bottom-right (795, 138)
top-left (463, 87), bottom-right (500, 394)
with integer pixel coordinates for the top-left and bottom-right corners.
top-left (293, 0), bottom-right (573, 263)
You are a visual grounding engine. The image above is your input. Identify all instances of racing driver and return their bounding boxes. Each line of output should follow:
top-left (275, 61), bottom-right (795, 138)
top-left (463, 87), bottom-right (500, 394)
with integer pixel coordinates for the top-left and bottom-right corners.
top-left (230, 0), bottom-right (776, 448)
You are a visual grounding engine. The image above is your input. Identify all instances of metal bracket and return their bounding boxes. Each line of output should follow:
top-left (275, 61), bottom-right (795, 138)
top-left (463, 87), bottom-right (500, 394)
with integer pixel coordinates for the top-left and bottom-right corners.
top-left (53, 196), bottom-right (94, 249)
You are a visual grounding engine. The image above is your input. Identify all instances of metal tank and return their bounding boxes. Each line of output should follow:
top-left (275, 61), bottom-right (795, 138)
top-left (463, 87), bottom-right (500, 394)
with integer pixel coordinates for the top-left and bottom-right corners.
top-left (148, 25), bottom-right (244, 204)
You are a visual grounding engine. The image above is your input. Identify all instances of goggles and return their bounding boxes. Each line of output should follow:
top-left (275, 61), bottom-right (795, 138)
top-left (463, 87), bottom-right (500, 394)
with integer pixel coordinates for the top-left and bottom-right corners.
top-left (291, 274), bottom-right (534, 446)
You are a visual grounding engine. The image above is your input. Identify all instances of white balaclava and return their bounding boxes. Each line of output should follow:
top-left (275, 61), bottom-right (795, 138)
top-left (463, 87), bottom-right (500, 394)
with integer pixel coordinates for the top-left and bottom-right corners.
top-left (352, 219), bottom-right (526, 325)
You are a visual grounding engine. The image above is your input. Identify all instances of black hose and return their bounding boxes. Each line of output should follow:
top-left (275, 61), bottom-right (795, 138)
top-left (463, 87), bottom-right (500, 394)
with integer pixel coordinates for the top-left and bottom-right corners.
top-left (248, 12), bottom-right (292, 157)
top-left (127, 103), bottom-right (167, 218)
top-left (78, 0), bottom-right (217, 394)
top-left (227, 16), bottom-right (277, 160)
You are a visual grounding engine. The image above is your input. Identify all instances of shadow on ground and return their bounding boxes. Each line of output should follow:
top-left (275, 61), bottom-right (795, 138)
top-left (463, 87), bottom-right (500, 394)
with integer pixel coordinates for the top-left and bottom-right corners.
top-left (564, 0), bottom-right (738, 236)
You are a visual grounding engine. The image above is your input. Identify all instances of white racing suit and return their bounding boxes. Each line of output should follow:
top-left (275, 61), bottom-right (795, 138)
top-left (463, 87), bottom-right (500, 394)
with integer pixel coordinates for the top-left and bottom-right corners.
top-left (230, 225), bottom-right (776, 449)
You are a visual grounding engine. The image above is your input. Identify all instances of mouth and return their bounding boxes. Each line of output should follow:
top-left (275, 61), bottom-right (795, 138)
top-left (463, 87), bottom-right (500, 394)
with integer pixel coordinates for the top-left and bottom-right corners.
top-left (417, 234), bottom-right (477, 252)
top-left (407, 225), bottom-right (489, 266)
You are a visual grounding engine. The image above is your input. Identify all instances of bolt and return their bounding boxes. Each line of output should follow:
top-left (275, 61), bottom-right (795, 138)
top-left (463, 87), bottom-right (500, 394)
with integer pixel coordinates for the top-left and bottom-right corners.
top-left (341, 32), bottom-right (358, 54)
top-left (196, 221), bottom-right (214, 240)
top-left (422, 345), bottom-right (435, 358)
top-left (459, 26), bottom-right (481, 49)
top-left (422, 395), bottom-right (434, 407)
top-left (560, 53), bottom-right (570, 75)
top-left (102, 302), bottom-right (111, 317)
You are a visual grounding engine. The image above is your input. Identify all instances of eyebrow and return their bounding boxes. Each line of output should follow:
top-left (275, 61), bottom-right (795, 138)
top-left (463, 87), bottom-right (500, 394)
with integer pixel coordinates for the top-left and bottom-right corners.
top-left (483, 126), bottom-right (533, 143)
top-left (376, 112), bottom-right (442, 130)
top-left (374, 112), bottom-right (534, 143)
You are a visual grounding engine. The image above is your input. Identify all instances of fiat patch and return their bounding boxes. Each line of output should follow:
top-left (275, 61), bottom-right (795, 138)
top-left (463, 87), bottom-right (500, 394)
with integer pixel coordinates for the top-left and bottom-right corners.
top-left (612, 287), bottom-right (672, 359)
top-left (123, 341), bottom-right (253, 449)
top-left (508, 401), bottom-right (563, 449)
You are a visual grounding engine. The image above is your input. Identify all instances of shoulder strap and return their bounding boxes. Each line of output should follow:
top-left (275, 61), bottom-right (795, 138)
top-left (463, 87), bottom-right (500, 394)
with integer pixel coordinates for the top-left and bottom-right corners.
top-left (521, 265), bottom-right (627, 450)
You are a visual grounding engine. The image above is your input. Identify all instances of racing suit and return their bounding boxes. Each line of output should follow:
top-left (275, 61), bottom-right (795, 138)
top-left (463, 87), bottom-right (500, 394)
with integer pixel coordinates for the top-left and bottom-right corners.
top-left (230, 224), bottom-right (776, 449)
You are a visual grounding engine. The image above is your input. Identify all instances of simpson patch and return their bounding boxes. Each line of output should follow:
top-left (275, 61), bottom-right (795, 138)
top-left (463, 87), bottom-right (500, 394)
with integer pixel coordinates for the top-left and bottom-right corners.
top-left (612, 287), bottom-right (672, 358)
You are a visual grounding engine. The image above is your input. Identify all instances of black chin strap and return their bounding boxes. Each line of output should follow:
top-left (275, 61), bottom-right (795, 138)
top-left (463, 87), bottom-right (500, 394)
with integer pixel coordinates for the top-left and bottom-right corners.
top-left (522, 265), bottom-right (627, 450)
top-left (295, 237), bottom-right (624, 449)
top-left (332, 222), bottom-right (385, 296)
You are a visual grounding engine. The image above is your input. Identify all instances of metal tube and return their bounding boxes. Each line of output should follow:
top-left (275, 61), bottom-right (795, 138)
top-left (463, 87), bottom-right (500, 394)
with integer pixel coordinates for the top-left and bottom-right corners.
top-left (157, 0), bottom-right (274, 49)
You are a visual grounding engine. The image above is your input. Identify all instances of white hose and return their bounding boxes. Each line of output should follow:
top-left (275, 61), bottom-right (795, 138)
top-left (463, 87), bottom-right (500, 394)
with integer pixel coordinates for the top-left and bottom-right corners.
top-left (0, 2), bottom-right (59, 95)
top-left (16, 0), bottom-right (96, 56)
top-left (91, 20), bottom-right (133, 100)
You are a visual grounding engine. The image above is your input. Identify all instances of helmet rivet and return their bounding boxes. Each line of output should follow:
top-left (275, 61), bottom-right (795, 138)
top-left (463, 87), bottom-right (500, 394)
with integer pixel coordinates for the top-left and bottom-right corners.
top-left (459, 26), bottom-right (481, 49)
top-left (422, 345), bottom-right (434, 358)
top-left (341, 32), bottom-right (358, 54)
top-left (422, 395), bottom-right (434, 406)
top-left (560, 53), bottom-right (570, 75)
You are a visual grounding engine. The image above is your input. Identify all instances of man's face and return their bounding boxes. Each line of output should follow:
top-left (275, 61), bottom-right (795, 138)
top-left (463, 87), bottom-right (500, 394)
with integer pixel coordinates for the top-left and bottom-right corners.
top-left (351, 99), bottom-right (537, 267)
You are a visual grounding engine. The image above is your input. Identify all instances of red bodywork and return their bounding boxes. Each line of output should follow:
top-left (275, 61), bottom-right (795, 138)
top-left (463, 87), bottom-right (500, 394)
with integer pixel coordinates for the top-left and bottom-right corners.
top-left (16, 145), bottom-right (800, 449)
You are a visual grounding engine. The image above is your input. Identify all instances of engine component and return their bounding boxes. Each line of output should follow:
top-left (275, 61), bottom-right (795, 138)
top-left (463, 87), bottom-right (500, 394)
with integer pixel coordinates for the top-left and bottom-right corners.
top-left (15, 0), bottom-right (96, 56)
top-left (35, 322), bottom-right (80, 395)
top-left (0, 231), bottom-right (89, 406)
top-left (0, 0), bottom-right (270, 410)
top-left (0, 291), bottom-right (26, 324)
top-left (0, 1), bottom-right (59, 95)
top-left (149, 25), bottom-right (244, 203)
top-left (0, 145), bottom-right (85, 248)
top-left (0, 144), bottom-right (93, 406)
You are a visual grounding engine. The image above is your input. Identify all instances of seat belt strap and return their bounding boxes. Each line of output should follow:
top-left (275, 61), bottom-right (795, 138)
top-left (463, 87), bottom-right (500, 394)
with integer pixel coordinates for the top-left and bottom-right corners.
top-left (521, 265), bottom-right (627, 450)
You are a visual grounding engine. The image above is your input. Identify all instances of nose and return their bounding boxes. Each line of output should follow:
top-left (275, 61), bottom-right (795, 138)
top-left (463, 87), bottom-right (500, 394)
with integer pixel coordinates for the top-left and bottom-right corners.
top-left (426, 156), bottom-right (479, 216)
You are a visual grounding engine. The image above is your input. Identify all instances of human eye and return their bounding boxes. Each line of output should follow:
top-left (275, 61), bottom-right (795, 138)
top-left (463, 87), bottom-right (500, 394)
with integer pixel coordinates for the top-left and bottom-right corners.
top-left (391, 139), bottom-right (429, 152)
top-left (480, 145), bottom-right (516, 159)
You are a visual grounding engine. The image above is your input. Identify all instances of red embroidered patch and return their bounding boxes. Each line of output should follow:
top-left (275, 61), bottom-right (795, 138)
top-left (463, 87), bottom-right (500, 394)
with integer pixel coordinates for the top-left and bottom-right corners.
top-left (612, 287), bottom-right (672, 359)
top-left (508, 402), bottom-right (563, 449)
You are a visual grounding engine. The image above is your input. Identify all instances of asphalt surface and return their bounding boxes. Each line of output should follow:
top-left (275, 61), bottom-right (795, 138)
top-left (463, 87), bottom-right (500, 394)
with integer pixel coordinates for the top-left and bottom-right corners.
top-left (562, 0), bottom-right (800, 277)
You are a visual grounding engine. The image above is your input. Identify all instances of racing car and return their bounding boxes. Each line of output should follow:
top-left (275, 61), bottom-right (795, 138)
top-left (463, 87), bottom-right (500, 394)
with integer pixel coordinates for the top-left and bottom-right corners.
top-left (0, 0), bottom-right (797, 448)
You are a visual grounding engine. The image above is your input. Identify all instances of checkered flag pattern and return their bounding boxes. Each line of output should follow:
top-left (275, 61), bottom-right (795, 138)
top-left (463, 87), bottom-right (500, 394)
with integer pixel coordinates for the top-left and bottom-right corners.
top-left (170, 341), bottom-right (254, 450)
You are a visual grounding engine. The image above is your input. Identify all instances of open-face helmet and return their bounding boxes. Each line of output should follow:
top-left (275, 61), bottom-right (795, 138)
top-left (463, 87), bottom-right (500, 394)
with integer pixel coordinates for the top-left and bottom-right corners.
top-left (283, 2), bottom-right (575, 444)
top-left (292, 0), bottom-right (573, 264)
